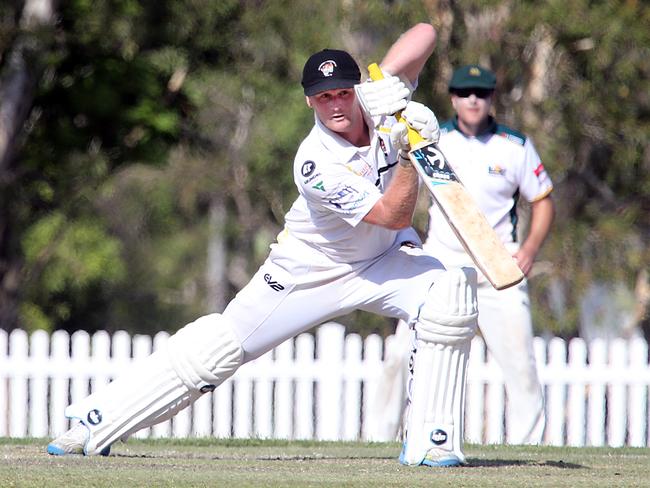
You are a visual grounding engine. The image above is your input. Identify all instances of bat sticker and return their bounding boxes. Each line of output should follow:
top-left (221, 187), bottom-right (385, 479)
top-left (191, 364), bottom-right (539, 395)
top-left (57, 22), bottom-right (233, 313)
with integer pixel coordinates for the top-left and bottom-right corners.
top-left (411, 145), bottom-right (459, 184)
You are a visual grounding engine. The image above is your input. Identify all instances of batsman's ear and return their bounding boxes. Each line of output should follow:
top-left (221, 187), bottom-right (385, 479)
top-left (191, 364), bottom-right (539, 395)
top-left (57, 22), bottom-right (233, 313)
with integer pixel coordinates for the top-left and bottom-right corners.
top-left (305, 96), bottom-right (313, 108)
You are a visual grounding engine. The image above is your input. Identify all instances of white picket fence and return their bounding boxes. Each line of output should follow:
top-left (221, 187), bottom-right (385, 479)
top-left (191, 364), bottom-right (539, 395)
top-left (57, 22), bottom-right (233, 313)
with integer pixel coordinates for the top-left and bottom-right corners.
top-left (1, 323), bottom-right (649, 447)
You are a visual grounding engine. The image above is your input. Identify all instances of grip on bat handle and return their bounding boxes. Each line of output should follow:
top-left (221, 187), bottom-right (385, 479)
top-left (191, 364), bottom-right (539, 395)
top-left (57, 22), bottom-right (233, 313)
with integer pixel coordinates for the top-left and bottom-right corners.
top-left (367, 63), bottom-right (423, 146)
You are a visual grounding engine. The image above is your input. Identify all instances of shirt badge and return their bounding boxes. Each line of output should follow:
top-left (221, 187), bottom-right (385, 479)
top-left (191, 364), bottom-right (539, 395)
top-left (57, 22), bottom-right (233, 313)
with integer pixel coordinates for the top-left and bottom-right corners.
top-left (488, 165), bottom-right (506, 176)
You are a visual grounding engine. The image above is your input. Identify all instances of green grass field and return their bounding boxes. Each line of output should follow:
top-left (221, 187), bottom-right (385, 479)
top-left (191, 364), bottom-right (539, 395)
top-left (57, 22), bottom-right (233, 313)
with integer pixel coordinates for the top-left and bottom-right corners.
top-left (1, 438), bottom-right (648, 487)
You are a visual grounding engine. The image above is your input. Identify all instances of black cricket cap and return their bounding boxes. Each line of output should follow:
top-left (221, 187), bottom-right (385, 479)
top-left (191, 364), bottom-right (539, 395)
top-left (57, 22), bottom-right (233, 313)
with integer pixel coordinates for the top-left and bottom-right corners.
top-left (448, 65), bottom-right (496, 91)
top-left (301, 49), bottom-right (361, 96)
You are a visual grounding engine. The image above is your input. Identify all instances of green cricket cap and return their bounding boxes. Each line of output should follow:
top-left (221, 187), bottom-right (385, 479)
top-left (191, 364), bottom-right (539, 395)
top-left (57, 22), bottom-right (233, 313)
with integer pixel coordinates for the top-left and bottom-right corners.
top-left (448, 65), bottom-right (496, 91)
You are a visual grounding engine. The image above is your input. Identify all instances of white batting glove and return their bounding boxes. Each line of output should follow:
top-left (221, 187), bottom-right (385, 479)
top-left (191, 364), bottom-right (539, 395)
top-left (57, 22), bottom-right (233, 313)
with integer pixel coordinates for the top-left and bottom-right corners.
top-left (389, 122), bottom-right (412, 166)
top-left (401, 101), bottom-right (440, 144)
top-left (355, 71), bottom-right (412, 117)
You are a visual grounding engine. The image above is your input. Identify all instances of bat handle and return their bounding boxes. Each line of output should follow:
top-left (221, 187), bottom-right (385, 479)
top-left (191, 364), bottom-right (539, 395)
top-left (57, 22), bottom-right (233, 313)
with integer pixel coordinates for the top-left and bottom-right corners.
top-left (367, 63), bottom-right (424, 147)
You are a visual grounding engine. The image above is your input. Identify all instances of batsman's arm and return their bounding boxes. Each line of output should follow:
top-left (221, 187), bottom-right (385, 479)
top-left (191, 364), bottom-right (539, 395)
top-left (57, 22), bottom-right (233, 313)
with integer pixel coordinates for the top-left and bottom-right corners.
top-left (362, 162), bottom-right (419, 230)
top-left (379, 23), bottom-right (436, 85)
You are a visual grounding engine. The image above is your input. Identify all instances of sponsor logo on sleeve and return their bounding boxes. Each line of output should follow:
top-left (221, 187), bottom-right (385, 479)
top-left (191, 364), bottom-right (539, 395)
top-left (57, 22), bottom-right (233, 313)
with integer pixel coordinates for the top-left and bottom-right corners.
top-left (301, 160), bottom-right (316, 177)
top-left (328, 185), bottom-right (369, 211)
top-left (312, 181), bottom-right (325, 191)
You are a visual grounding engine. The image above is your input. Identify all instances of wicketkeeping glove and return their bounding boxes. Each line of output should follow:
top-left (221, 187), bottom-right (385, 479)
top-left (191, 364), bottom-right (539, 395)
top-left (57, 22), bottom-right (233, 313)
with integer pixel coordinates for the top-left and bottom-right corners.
top-left (401, 101), bottom-right (440, 144)
top-left (355, 69), bottom-right (412, 117)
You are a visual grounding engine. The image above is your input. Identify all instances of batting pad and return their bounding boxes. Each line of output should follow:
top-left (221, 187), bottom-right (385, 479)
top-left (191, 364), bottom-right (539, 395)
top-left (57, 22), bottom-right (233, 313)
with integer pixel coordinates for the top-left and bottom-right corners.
top-left (401, 340), bottom-right (470, 465)
top-left (65, 313), bottom-right (243, 455)
top-left (400, 267), bottom-right (477, 465)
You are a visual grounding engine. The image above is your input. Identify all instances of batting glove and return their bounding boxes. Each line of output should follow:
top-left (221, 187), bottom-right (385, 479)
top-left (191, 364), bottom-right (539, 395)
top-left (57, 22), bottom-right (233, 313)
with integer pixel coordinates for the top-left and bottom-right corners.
top-left (389, 122), bottom-right (412, 166)
top-left (355, 70), bottom-right (412, 117)
top-left (401, 101), bottom-right (440, 144)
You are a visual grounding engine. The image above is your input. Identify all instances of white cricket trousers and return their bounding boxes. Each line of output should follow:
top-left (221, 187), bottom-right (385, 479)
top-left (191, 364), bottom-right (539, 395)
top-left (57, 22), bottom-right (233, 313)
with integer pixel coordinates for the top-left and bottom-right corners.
top-left (223, 231), bottom-right (446, 363)
top-left (475, 277), bottom-right (545, 444)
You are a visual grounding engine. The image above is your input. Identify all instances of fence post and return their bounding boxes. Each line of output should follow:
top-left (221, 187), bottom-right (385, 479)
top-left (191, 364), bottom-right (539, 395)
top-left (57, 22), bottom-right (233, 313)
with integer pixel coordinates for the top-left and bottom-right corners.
top-left (294, 332), bottom-right (314, 439)
top-left (0, 328), bottom-right (7, 437)
top-left (547, 337), bottom-right (567, 446)
top-left (485, 345), bottom-right (504, 444)
top-left (70, 330), bottom-right (90, 405)
top-left (151, 332), bottom-right (173, 438)
top-left (466, 336), bottom-right (486, 444)
top-left (50, 330), bottom-right (70, 435)
top-left (29, 330), bottom-right (49, 437)
top-left (131, 334), bottom-right (154, 439)
top-left (273, 338), bottom-right (294, 439)
top-left (608, 339), bottom-right (628, 447)
top-left (628, 337), bottom-right (648, 447)
top-left (253, 350), bottom-right (274, 439)
top-left (342, 333), bottom-right (362, 441)
top-left (587, 339), bottom-right (607, 446)
top-left (361, 333), bottom-right (384, 441)
top-left (566, 338), bottom-right (587, 447)
top-left (316, 323), bottom-right (345, 441)
top-left (9, 329), bottom-right (28, 437)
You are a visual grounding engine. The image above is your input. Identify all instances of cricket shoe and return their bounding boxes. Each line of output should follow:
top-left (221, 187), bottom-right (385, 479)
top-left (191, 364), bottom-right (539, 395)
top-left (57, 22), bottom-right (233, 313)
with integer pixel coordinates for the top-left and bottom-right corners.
top-left (46, 422), bottom-right (110, 456)
top-left (399, 445), bottom-right (462, 467)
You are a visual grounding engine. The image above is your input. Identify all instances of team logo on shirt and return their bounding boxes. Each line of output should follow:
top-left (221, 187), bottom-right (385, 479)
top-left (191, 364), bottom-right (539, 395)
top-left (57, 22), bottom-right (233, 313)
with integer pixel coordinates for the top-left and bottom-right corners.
top-left (488, 165), bottom-right (506, 176)
top-left (318, 60), bottom-right (337, 77)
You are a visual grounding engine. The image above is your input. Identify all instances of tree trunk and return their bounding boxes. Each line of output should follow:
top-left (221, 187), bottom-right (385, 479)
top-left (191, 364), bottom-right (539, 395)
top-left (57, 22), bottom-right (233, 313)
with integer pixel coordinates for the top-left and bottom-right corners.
top-left (0, 0), bottom-right (56, 329)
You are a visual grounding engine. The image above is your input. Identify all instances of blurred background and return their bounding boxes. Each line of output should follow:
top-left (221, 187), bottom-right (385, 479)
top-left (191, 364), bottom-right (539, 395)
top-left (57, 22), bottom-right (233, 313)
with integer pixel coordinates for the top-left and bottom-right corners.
top-left (0, 0), bottom-right (648, 341)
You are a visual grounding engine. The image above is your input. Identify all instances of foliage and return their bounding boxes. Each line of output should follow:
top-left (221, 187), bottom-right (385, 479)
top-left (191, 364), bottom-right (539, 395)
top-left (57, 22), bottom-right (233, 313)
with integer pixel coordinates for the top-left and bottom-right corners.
top-left (0, 0), bottom-right (648, 338)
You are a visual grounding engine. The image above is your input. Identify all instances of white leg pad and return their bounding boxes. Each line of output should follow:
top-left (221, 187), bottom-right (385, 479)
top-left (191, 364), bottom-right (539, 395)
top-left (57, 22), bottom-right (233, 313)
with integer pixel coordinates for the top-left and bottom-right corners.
top-left (64, 313), bottom-right (243, 455)
top-left (401, 267), bottom-right (478, 466)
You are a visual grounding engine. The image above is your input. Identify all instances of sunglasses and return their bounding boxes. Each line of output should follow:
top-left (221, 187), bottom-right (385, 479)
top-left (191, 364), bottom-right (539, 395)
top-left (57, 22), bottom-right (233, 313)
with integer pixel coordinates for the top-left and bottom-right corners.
top-left (451, 88), bottom-right (493, 99)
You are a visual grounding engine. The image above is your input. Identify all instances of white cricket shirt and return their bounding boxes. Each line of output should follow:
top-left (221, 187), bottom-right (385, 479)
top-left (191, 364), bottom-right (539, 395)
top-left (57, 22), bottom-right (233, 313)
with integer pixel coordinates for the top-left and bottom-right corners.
top-left (283, 113), bottom-right (402, 263)
top-left (427, 117), bottom-right (553, 254)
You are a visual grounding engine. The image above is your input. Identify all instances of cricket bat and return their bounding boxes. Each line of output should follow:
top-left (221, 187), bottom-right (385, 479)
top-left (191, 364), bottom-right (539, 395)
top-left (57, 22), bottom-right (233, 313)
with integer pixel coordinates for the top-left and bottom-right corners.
top-left (368, 63), bottom-right (524, 290)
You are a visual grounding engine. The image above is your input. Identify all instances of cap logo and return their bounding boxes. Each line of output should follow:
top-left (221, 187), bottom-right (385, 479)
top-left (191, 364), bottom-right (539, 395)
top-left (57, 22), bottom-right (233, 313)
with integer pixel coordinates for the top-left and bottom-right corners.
top-left (469, 67), bottom-right (481, 77)
top-left (318, 60), bottom-right (337, 77)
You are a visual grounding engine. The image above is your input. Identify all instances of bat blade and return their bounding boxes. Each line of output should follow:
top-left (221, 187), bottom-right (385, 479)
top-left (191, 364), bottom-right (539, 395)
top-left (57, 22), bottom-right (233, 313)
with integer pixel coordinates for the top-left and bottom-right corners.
top-left (409, 142), bottom-right (524, 290)
top-left (366, 62), bottom-right (523, 289)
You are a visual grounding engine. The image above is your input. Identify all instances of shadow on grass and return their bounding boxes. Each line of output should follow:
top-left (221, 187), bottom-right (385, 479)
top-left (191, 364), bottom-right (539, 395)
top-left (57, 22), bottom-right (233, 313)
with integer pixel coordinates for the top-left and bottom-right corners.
top-left (467, 458), bottom-right (585, 469)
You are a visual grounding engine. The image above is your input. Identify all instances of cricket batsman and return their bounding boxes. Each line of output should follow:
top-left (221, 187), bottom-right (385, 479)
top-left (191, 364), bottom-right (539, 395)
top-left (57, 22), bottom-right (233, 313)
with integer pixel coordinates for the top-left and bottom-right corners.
top-left (48, 22), bottom-right (479, 467)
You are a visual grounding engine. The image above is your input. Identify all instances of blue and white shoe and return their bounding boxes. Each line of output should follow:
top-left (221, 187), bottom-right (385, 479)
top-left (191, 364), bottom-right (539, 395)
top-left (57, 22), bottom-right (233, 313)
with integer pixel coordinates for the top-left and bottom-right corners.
top-left (421, 448), bottom-right (462, 467)
top-left (399, 444), bottom-right (462, 467)
top-left (46, 423), bottom-right (110, 456)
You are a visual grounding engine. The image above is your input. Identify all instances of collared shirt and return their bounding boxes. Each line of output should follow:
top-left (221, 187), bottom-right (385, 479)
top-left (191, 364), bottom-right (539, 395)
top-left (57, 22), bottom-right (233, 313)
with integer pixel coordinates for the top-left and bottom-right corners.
top-left (283, 113), bottom-right (401, 263)
top-left (427, 116), bottom-right (553, 253)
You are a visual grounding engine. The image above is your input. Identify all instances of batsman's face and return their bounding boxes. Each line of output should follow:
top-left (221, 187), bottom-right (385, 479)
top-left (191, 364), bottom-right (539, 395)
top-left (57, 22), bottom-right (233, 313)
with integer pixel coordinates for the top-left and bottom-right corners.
top-left (451, 91), bottom-right (493, 128)
top-left (307, 88), bottom-right (364, 135)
